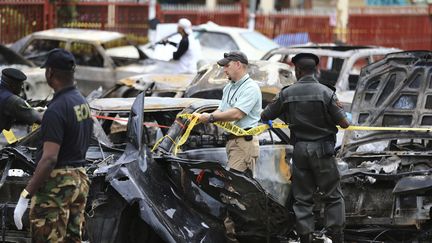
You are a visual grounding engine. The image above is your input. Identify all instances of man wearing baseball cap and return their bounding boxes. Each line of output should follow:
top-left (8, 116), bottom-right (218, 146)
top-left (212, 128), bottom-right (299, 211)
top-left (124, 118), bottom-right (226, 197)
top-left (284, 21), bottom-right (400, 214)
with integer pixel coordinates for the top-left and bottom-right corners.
top-left (14, 48), bottom-right (93, 242)
top-left (261, 53), bottom-right (349, 243)
top-left (0, 68), bottom-right (42, 132)
top-left (198, 50), bottom-right (262, 242)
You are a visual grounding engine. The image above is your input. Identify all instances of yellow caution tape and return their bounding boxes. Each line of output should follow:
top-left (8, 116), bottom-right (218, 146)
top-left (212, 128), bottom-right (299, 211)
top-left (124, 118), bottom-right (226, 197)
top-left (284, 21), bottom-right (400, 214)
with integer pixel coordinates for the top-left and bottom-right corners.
top-left (151, 134), bottom-right (175, 152)
top-left (2, 129), bottom-right (18, 144)
top-left (166, 114), bottom-right (432, 155)
top-left (31, 123), bottom-right (40, 132)
top-left (1, 123), bottom-right (40, 145)
top-left (174, 114), bottom-right (200, 155)
top-left (342, 125), bottom-right (432, 131)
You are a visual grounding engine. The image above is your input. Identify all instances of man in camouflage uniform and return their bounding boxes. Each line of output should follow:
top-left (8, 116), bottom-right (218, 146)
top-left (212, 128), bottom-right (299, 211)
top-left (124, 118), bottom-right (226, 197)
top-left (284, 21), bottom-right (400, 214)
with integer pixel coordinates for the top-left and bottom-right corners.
top-left (14, 49), bottom-right (93, 243)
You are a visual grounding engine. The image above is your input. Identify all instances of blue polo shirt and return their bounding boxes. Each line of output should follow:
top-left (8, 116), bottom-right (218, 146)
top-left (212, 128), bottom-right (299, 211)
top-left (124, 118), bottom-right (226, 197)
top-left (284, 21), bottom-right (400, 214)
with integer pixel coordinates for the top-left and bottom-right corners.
top-left (39, 86), bottom-right (93, 167)
top-left (218, 74), bottom-right (262, 129)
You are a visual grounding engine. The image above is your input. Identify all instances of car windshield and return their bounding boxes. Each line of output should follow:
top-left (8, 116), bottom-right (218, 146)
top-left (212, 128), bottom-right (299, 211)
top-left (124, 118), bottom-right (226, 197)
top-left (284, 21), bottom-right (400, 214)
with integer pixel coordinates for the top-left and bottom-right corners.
top-left (103, 37), bottom-right (130, 49)
top-left (240, 32), bottom-right (278, 52)
top-left (103, 36), bottom-right (143, 63)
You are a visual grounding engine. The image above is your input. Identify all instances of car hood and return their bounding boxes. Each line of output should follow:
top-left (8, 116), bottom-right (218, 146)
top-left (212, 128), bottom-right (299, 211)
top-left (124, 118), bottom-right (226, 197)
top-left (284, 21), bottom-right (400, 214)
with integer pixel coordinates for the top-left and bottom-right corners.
top-left (339, 51), bottom-right (432, 157)
top-left (118, 73), bottom-right (195, 93)
top-left (115, 59), bottom-right (185, 76)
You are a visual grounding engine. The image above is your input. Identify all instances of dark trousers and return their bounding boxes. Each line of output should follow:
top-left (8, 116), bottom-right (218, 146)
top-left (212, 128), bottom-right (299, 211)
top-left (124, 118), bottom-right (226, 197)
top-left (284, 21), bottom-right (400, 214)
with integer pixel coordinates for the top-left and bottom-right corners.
top-left (291, 141), bottom-right (345, 235)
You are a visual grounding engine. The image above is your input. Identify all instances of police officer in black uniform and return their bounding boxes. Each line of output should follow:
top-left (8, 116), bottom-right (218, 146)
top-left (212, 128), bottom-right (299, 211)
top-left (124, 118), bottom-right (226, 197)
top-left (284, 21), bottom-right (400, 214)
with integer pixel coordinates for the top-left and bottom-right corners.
top-left (261, 53), bottom-right (350, 243)
top-left (14, 48), bottom-right (93, 242)
top-left (0, 68), bottom-right (42, 131)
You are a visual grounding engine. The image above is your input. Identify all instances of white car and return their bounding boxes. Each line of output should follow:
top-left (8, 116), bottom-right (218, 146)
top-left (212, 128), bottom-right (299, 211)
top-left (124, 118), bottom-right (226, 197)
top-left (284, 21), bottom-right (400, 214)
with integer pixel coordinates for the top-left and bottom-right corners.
top-left (10, 28), bottom-right (181, 96)
top-left (142, 22), bottom-right (279, 62)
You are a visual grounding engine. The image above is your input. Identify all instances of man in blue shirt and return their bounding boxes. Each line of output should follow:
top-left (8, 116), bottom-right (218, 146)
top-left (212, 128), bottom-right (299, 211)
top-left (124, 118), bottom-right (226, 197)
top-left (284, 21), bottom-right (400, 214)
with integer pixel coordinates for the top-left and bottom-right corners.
top-left (198, 51), bottom-right (262, 242)
top-left (198, 51), bottom-right (262, 175)
top-left (14, 48), bottom-right (93, 242)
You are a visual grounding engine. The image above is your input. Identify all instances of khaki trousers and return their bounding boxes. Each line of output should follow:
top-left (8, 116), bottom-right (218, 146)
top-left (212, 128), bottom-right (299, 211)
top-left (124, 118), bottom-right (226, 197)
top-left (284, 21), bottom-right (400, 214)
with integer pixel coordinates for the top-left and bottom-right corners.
top-left (226, 136), bottom-right (259, 173)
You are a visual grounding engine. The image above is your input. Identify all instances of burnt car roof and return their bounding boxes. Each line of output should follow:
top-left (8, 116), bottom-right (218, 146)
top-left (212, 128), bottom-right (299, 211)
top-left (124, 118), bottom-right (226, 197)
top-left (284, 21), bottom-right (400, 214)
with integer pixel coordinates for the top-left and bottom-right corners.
top-left (262, 45), bottom-right (400, 58)
top-left (184, 60), bottom-right (295, 104)
top-left (89, 96), bottom-right (220, 112)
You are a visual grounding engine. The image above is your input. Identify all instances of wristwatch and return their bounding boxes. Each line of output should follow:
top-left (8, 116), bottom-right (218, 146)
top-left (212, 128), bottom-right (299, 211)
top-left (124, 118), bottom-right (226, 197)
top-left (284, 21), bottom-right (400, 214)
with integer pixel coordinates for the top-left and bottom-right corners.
top-left (208, 114), bottom-right (215, 123)
top-left (20, 189), bottom-right (31, 199)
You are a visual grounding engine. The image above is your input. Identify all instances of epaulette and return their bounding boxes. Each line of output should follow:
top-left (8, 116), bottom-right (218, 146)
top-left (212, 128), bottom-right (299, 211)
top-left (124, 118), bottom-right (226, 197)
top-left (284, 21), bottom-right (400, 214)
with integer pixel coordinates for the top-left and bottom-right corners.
top-left (281, 84), bottom-right (291, 91)
top-left (319, 81), bottom-right (336, 92)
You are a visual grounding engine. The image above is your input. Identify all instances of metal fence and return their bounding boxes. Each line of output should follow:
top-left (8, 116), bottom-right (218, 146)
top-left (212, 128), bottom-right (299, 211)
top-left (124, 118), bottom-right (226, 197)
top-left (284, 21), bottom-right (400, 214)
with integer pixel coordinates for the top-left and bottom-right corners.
top-left (159, 3), bottom-right (246, 27)
top-left (348, 6), bottom-right (431, 50)
top-left (0, 0), bottom-right (48, 44)
top-left (0, 1), bottom-right (431, 51)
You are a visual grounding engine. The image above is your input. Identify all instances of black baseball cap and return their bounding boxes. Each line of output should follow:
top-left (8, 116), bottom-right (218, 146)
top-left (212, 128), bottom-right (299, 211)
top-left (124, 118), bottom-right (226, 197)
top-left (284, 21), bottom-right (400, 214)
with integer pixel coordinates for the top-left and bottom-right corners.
top-left (217, 51), bottom-right (248, 66)
top-left (41, 48), bottom-right (76, 71)
top-left (292, 53), bottom-right (320, 66)
top-left (1, 68), bottom-right (27, 84)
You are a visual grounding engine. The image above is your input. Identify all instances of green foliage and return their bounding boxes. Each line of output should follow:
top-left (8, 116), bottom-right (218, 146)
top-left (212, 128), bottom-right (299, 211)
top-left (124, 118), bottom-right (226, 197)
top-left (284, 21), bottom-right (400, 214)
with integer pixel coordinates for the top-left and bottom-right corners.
top-left (53, 0), bottom-right (79, 26)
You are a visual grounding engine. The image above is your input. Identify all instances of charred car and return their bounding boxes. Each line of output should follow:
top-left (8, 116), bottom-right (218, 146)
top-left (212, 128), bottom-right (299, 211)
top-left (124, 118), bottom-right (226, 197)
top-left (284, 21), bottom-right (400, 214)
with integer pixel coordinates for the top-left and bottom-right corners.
top-left (2, 51), bottom-right (432, 243)
top-left (105, 60), bottom-right (295, 107)
top-left (337, 51), bottom-right (432, 241)
top-left (262, 45), bottom-right (401, 110)
top-left (10, 28), bottom-right (183, 96)
top-left (0, 96), bottom-right (295, 242)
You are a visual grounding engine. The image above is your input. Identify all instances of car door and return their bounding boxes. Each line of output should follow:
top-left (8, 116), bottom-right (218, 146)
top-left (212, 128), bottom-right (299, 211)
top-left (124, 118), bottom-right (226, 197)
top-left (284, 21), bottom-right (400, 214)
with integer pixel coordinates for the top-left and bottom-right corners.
top-left (69, 42), bottom-right (115, 96)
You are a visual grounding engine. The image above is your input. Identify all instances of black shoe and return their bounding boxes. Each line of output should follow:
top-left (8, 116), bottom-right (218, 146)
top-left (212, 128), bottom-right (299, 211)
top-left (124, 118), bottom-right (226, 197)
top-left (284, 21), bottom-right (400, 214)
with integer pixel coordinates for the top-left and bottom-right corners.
top-left (300, 233), bottom-right (313, 243)
top-left (328, 232), bottom-right (344, 243)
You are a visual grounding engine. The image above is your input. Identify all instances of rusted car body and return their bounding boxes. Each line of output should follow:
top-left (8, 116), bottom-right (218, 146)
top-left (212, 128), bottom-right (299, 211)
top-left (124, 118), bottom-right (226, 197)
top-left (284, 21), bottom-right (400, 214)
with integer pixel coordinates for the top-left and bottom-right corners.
top-left (261, 45), bottom-right (401, 110)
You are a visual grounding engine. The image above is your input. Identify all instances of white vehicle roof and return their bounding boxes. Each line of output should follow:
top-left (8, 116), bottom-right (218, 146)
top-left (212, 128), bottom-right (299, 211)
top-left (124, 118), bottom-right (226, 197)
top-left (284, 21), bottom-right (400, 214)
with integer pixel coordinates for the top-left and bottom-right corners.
top-left (31, 28), bottom-right (125, 43)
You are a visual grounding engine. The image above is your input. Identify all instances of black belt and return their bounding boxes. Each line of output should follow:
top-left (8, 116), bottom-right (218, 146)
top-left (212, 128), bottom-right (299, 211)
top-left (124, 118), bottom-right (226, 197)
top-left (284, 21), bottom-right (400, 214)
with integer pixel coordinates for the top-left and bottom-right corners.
top-left (55, 160), bottom-right (88, 169)
top-left (225, 128), bottom-right (253, 141)
top-left (295, 134), bottom-right (335, 143)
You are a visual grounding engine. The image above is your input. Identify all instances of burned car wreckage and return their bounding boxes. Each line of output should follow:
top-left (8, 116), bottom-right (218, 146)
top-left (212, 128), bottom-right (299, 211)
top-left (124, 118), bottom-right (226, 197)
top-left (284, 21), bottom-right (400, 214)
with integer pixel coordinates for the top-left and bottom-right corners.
top-left (104, 60), bottom-right (295, 107)
top-left (0, 96), bottom-right (294, 243)
top-left (1, 51), bottom-right (432, 242)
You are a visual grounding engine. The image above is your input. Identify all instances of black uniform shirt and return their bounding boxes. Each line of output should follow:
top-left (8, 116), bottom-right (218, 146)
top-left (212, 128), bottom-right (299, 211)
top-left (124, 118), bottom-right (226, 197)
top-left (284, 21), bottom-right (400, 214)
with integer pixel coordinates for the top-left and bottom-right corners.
top-left (173, 35), bottom-right (189, 60)
top-left (0, 85), bottom-right (40, 131)
top-left (40, 86), bottom-right (93, 167)
top-left (261, 75), bottom-right (346, 141)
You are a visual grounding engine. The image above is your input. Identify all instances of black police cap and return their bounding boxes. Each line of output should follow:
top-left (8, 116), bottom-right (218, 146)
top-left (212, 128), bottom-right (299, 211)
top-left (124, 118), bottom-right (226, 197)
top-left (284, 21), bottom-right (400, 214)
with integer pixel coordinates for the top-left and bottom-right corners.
top-left (292, 53), bottom-right (319, 66)
top-left (1, 68), bottom-right (27, 84)
top-left (217, 51), bottom-right (249, 66)
top-left (41, 48), bottom-right (76, 71)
